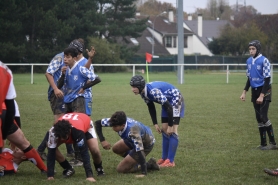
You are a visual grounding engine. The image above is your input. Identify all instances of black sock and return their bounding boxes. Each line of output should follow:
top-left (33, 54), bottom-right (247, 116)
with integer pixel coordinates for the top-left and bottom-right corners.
top-left (259, 127), bottom-right (267, 146)
top-left (59, 159), bottom-right (72, 169)
top-left (266, 125), bottom-right (276, 144)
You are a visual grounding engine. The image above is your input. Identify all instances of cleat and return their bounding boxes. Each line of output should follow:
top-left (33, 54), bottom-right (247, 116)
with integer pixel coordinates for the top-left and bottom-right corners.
top-left (159, 159), bottom-right (175, 167)
top-left (147, 157), bottom-right (160, 171)
top-left (157, 158), bottom-right (165, 165)
top-left (63, 168), bottom-right (75, 178)
top-left (37, 150), bottom-right (47, 161)
top-left (257, 144), bottom-right (278, 150)
top-left (96, 168), bottom-right (105, 176)
top-left (69, 159), bottom-right (83, 167)
top-left (264, 168), bottom-right (278, 176)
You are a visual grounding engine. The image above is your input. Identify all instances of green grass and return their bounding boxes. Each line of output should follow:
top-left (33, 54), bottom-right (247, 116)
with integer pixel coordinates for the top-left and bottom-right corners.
top-left (2, 71), bottom-right (278, 185)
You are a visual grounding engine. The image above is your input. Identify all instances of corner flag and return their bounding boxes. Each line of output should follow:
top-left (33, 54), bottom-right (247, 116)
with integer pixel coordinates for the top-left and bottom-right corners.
top-left (145, 53), bottom-right (152, 83)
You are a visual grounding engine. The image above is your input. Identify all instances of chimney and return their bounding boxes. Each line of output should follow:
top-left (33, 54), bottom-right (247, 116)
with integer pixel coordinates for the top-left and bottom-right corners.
top-left (188, 14), bottom-right (192, 21)
top-left (197, 14), bottom-right (203, 37)
top-left (168, 9), bottom-right (174, 22)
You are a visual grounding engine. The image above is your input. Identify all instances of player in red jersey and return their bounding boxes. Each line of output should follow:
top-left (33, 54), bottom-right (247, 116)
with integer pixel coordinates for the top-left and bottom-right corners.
top-left (47, 113), bottom-right (104, 182)
top-left (0, 61), bottom-right (47, 173)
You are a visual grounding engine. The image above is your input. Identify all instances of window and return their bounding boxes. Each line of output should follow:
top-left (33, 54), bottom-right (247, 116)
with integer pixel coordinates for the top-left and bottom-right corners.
top-left (184, 37), bottom-right (188, 48)
top-left (165, 36), bottom-right (172, 47)
top-left (130, 38), bottom-right (139, 45)
top-left (173, 36), bottom-right (176, 48)
top-left (146, 37), bottom-right (154, 44)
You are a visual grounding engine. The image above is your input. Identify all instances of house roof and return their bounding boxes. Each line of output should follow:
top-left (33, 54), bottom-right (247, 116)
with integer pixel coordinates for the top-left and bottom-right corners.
top-left (130, 28), bottom-right (170, 56)
top-left (149, 16), bottom-right (193, 36)
top-left (184, 19), bottom-right (232, 46)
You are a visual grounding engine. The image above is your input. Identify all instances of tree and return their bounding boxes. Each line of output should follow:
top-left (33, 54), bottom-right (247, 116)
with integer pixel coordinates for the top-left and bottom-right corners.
top-left (208, 22), bottom-right (267, 56)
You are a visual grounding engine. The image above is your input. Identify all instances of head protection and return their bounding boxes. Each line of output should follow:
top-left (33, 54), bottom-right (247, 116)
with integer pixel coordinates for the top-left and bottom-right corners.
top-left (248, 40), bottom-right (261, 57)
top-left (130, 75), bottom-right (145, 93)
top-left (68, 39), bottom-right (84, 53)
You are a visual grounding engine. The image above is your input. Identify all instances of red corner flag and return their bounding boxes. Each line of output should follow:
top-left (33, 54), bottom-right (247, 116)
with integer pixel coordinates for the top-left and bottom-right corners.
top-left (146, 52), bottom-right (152, 63)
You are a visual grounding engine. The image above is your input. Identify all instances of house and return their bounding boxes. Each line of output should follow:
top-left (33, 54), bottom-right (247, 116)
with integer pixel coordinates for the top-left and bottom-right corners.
top-left (131, 11), bottom-right (231, 56)
top-left (184, 14), bottom-right (233, 56)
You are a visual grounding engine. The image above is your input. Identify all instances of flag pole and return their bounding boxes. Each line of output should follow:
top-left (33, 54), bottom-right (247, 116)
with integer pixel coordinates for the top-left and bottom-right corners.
top-left (146, 60), bottom-right (149, 83)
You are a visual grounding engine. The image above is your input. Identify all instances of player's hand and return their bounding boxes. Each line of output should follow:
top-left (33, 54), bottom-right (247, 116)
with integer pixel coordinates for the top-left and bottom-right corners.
top-left (86, 177), bottom-right (96, 182)
top-left (166, 126), bottom-right (174, 135)
top-left (240, 93), bottom-right (246, 101)
top-left (61, 66), bottom-right (67, 74)
top-left (154, 124), bottom-right (161, 134)
top-left (101, 141), bottom-right (111, 150)
top-left (135, 174), bottom-right (146, 178)
top-left (47, 177), bottom-right (55, 180)
top-left (86, 46), bottom-right (96, 59)
top-left (78, 88), bottom-right (84, 94)
top-left (54, 88), bottom-right (64, 99)
top-left (256, 96), bottom-right (263, 104)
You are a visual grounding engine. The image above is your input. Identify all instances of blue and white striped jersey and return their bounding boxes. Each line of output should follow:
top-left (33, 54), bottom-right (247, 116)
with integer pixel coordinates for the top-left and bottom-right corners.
top-left (246, 54), bottom-right (271, 88)
top-left (141, 81), bottom-right (181, 106)
top-left (100, 117), bottom-right (155, 152)
top-left (63, 62), bottom-right (98, 103)
top-left (46, 52), bottom-right (65, 100)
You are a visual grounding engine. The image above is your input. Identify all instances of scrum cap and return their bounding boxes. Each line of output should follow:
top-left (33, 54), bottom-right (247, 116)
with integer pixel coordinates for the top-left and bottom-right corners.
top-left (130, 75), bottom-right (145, 93)
top-left (248, 40), bottom-right (261, 56)
top-left (69, 40), bottom-right (84, 53)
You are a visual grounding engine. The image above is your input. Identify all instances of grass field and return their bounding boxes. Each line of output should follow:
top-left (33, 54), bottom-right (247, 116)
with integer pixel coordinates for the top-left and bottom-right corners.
top-left (2, 71), bottom-right (278, 185)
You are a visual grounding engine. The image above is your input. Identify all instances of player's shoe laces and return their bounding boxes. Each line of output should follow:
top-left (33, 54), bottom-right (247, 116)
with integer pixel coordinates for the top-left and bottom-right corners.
top-left (264, 168), bottom-right (278, 176)
top-left (159, 159), bottom-right (175, 167)
top-left (157, 158), bottom-right (165, 165)
top-left (147, 157), bottom-right (160, 171)
top-left (37, 150), bottom-right (47, 161)
top-left (63, 168), bottom-right (75, 178)
top-left (69, 159), bottom-right (83, 167)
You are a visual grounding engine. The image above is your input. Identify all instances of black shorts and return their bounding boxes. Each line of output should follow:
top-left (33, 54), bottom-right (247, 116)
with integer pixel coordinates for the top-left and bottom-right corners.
top-left (161, 117), bottom-right (180, 125)
top-left (251, 85), bottom-right (271, 102)
top-left (2, 120), bottom-right (19, 140)
top-left (49, 91), bottom-right (65, 115)
top-left (65, 97), bottom-right (86, 113)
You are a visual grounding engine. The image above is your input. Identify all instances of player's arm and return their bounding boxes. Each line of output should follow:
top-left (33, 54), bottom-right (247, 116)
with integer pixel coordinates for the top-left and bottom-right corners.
top-left (162, 101), bottom-right (173, 126)
top-left (147, 102), bottom-right (158, 125)
top-left (71, 128), bottom-right (93, 178)
top-left (84, 46), bottom-right (96, 69)
top-left (130, 133), bottom-right (147, 175)
top-left (57, 73), bottom-right (65, 89)
top-left (94, 119), bottom-right (111, 149)
top-left (82, 76), bottom-right (101, 90)
top-left (47, 128), bottom-right (57, 178)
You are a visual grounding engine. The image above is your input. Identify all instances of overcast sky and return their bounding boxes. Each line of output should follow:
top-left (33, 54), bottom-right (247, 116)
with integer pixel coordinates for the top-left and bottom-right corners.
top-left (158, 0), bottom-right (278, 14)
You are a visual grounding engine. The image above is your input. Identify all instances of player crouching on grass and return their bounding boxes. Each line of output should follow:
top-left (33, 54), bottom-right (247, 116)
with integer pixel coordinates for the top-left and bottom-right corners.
top-left (94, 111), bottom-right (159, 177)
top-left (0, 147), bottom-right (29, 176)
top-left (47, 113), bottom-right (105, 182)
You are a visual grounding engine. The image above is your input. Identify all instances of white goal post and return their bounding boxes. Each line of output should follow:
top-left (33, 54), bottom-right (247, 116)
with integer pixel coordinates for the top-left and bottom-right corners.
top-left (6, 63), bottom-right (277, 84)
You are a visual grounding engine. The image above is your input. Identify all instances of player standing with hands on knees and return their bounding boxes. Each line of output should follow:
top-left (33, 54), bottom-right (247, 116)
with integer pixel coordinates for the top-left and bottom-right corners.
top-left (130, 76), bottom-right (185, 167)
top-left (240, 40), bottom-right (277, 150)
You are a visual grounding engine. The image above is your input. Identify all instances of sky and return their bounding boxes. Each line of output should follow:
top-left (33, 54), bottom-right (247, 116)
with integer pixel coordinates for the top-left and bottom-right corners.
top-left (158, 0), bottom-right (278, 14)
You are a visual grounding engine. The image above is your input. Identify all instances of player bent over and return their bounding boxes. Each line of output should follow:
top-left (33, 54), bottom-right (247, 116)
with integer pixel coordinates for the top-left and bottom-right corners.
top-left (130, 75), bottom-right (185, 167)
top-left (95, 111), bottom-right (159, 177)
top-left (47, 113), bottom-right (104, 182)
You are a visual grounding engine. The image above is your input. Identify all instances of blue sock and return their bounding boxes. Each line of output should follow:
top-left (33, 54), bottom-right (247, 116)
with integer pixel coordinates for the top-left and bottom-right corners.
top-left (168, 133), bottom-right (179, 163)
top-left (37, 131), bottom-right (49, 152)
top-left (162, 132), bottom-right (170, 159)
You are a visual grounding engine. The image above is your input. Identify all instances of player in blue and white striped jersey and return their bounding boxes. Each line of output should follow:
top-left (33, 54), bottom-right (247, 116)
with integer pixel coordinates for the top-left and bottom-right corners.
top-left (130, 75), bottom-right (185, 167)
top-left (94, 111), bottom-right (159, 176)
top-left (240, 40), bottom-right (277, 150)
